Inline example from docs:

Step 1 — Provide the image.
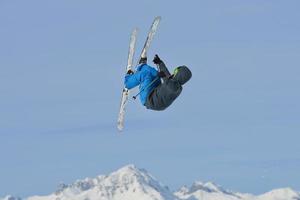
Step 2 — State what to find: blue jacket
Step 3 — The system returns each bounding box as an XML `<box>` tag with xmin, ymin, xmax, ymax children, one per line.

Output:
<box><xmin>125</xmin><ymin>64</ymin><xmax>161</xmax><ymax>105</ymax></box>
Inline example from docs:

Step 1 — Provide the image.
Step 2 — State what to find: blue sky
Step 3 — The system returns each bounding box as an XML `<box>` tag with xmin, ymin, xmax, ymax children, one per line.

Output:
<box><xmin>0</xmin><ymin>0</ymin><xmax>300</xmax><ymax>197</ymax></box>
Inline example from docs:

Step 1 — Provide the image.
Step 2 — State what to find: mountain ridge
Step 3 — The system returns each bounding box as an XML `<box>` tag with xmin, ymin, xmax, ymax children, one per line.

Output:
<box><xmin>2</xmin><ymin>165</ymin><xmax>299</xmax><ymax>200</ymax></box>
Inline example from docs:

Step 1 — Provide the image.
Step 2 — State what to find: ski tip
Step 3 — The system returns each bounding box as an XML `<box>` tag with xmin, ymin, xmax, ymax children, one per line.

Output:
<box><xmin>117</xmin><ymin>123</ymin><xmax>124</xmax><ymax>132</ymax></box>
<box><xmin>153</xmin><ymin>16</ymin><xmax>162</xmax><ymax>26</ymax></box>
<box><xmin>133</xmin><ymin>27</ymin><xmax>138</xmax><ymax>33</ymax></box>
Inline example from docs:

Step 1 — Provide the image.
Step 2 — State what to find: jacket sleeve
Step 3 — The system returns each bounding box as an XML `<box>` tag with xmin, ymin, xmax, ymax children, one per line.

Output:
<box><xmin>157</xmin><ymin>61</ymin><xmax>171</xmax><ymax>77</ymax></box>
<box><xmin>124</xmin><ymin>72</ymin><xmax>141</xmax><ymax>89</ymax></box>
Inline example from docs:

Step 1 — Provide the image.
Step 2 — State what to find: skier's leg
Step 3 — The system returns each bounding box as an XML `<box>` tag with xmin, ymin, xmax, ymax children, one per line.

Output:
<box><xmin>145</xmin><ymin>86</ymin><xmax>166</xmax><ymax>111</ymax></box>
<box><xmin>145</xmin><ymin>80</ymin><xmax>182</xmax><ymax>111</ymax></box>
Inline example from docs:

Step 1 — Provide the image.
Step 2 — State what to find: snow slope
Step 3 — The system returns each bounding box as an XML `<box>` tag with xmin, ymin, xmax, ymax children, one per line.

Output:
<box><xmin>2</xmin><ymin>165</ymin><xmax>300</xmax><ymax>200</ymax></box>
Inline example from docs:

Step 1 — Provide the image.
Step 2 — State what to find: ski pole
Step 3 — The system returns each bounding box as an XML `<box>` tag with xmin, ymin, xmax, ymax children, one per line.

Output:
<box><xmin>133</xmin><ymin>76</ymin><xmax>160</xmax><ymax>100</ymax></box>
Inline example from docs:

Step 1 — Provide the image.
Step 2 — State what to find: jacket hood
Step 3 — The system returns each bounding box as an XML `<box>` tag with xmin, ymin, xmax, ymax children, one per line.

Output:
<box><xmin>173</xmin><ymin>66</ymin><xmax>192</xmax><ymax>85</ymax></box>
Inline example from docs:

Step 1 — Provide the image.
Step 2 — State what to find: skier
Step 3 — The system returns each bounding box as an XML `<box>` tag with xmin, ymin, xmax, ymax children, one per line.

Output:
<box><xmin>124</xmin><ymin>55</ymin><xmax>192</xmax><ymax>111</ymax></box>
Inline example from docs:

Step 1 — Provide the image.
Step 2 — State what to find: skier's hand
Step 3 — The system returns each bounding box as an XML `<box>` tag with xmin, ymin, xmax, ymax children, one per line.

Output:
<box><xmin>153</xmin><ymin>54</ymin><xmax>162</xmax><ymax>64</ymax></box>
<box><xmin>127</xmin><ymin>69</ymin><xmax>134</xmax><ymax>75</ymax></box>
<box><xmin>157</xmin><ymin>71</ymin><xmax>166</xmax><ymax>78</ymax></box>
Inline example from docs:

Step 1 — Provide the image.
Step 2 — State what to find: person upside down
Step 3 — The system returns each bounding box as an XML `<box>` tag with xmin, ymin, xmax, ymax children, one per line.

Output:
<box><xmin>124</xmin><ymin>54</ymin><xmax>192</xmax><ymax>111</ymax></box>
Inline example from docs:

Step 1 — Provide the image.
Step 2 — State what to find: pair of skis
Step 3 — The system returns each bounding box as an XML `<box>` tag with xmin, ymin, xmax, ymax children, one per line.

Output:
<box><xmin>117</xmin><ymin>16</ymin><xmax>161</xmax><ymax>131</ymax></box>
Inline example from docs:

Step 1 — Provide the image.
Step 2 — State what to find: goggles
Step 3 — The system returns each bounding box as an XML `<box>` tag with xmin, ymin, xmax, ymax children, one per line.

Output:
<box><xmin>173</xmin><ymin>67</ymin><xmax>181</xmax><ymax>76</ymax></box>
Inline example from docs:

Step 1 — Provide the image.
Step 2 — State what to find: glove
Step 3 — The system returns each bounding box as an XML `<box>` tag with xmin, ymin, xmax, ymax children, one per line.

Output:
<box><xmin>127</xmin><ymin>69</ymin><xmax>134</xmax><ymax>75</ymax></box>
<box><xmin>153</xmin><ymin>54</ymin><xmax>162</xmax><ymax>64</ymax></box>
<box><xmin>157</xmin><ymin>71</ymin><xmax>166</xmax><ymax>78</ymax></box>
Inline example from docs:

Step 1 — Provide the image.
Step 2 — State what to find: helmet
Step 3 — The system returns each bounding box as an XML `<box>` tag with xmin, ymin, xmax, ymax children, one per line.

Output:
<box><xmin>173</xmin><ymin>66</ymin><xmax>192</xmax><ymax>85</ymax></box>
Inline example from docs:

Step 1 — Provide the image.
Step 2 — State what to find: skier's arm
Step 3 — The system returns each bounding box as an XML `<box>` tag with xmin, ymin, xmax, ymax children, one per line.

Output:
<box><xmin>157</xmin><ymin>61</ymin><xmax>171</xmax><ymax>78</ymax></box>
<box><xmin>124</xmin><ymin>72</ymin><xmax>141</xmax><ymax>89</ymax></box>
<box><xmin>153</xmin><ymin>55</ymin><xmax>171</xmax><ymax>77</ymax></box>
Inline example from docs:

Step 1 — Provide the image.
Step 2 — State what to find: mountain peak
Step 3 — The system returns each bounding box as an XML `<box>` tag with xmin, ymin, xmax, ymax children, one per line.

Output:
<box><xmin>33</xmin><ymin>165</ymin><xmax>176</xmax><ymax>200</ymax></box>
<box><xmin>114</xmin><ymin>164</ymin><xmax>144</xmax><ymax>176</ymax></box>
<box><xmin>190</xmin><ymin>181</ymin><xmax>224</xmax><ymax>193</ymax></box>
<box><xmin>175</xmin><ymin>180</ymin><xmax>242</xmax><ymax>200</ymax></box>
<box><xmin>53</xmin><ymin>164</ymin><xmax>148</xmax><ymax>195</ymax></box>
<box><xmin>108</xmin><ymin>164</ymin><xmax>155</xmax><ymax>186</ymax></box>
<box><xmin>119</xmin><ymin>164</ymin><xmax>138</xmax><ymax>170</ymax></box>
<box><xmin>1</xmin><ymin>196</ymin><xmax>22</xmax><ymax>200</ymax></box>
<box><xmin>259</xmin><ymin>187</ymin><xmax>300</xmax><ymax>200</ymax></box>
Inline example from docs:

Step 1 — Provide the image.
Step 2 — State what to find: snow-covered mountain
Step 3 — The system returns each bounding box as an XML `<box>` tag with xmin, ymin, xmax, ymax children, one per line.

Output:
<box><xmin>27</xmin><ymin>165</ymin><xmax>177</xmax><ymax>200</ymax></box>
<box><xmin>0</xmin><ymin>196</ymin><xmax>22</xmax><ymax>200</ymax></box>
<box><xmin>175</xmin><ymin>181</ymin><xmax>251</xmax><ymax>200</ymax></box>
<box><xmin>256</xmin><ymin>188</ymin><xmax>300</xmax><ymax>200</ymax></box>
<box><xmin>174</xmin><ymin>181</ymin><xmax>300</xmax><ymax>200</ymax></box>
<box><xmin>2</xmin><ymin>165</ymin><xmax>300</xmax><ymax>200</ymax></box>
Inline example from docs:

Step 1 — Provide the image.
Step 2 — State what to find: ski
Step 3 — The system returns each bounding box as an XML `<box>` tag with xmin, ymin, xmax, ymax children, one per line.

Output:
<box><xmin>117</xmin><ymin>16</ymin><xmax>161</xmax><ymax>131</ymax></box>
<box><xmin>117</xmin><ymin>28</ymin><xmax>138</xmax><ymax>131</ymax></box>
<box><xmin>136</xmin><ymin>16</ymin><xmax>161</xmax><ymax>66</ymax></box>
